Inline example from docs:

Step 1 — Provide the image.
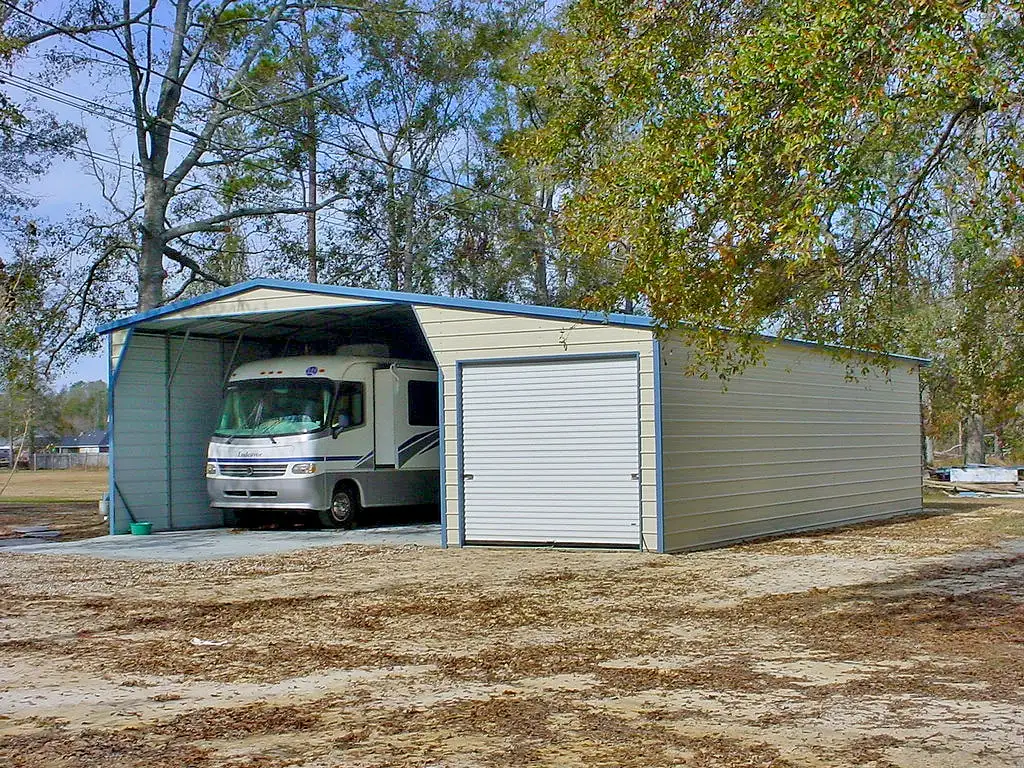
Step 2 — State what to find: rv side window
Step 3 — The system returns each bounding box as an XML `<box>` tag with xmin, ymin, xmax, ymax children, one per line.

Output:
<box><xmin>334</xmin><ymin>382</ymin><xmax>365</xmax><ymax>429</ymax></box>
<box><xmin>407</xmin><ymin>380</ymin><xmax>438</xmax><ymax>426</ymax></box>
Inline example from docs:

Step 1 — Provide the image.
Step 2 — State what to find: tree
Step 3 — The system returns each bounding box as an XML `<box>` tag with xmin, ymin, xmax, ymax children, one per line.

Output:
<box><xmin>0</xmin><ymin>223</ymin><xmax>103</xmax><ymax>463</ymax></box>
<box><xmin>54</xmin><ymin>380</ymin><xmax>108</xmax><ymax>434</ymax></box>
<box><xmin>901</xmin><ymin>166</ymin><xmax>1024</xmax><ymax>464</ymax></box>
<box><xmin>3</xmin><ymin>0</ymin><xmax>350</xmax><ymax>311</ymax></box>
<box><xmin>517</xmin><ymin>0</ymin><xmax>1024</xmax><ymax>371</ymax></box>
<box><xmin>324</xmin><ymin>0</ymin><xmax>514</xmax><ymax>292</ymax></box>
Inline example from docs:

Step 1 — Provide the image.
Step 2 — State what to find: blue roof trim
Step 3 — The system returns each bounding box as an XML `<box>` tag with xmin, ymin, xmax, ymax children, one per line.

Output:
<box><xmin>96</xmin><ymin>278</ymin><xmax>651</xmax><ymax>334</ymax></box>
<box><xmin>96</xmin><ymin>278</ymin><xmax>929</xmax><ymax>365</ymax></box>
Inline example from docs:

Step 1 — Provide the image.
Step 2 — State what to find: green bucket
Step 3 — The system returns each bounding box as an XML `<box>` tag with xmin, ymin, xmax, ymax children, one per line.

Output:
<box><xmin>129</xmin><ymin>521</ymin><xmax>153</xmax><ymax>536</ymax></box>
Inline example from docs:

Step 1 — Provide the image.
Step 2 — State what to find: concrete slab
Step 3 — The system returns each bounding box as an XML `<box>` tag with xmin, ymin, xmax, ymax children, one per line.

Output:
<box><xmin>1</xmin><ymin>524</ymin><xmax>441</xmax><ymax>561</ymax></box>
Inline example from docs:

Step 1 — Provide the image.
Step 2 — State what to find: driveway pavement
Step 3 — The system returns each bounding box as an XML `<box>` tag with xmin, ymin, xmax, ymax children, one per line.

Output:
<box><xmin>0</xmin><ymin>524</ymin><xmax>440</xmax><ymax>561</ymax></box>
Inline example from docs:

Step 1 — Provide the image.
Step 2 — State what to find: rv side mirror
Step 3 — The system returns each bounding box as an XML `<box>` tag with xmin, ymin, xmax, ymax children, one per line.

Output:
<box><xmin>331</xmin><ymin>424</ymin><xmax>343</xmax><ymax>438</ymax></box>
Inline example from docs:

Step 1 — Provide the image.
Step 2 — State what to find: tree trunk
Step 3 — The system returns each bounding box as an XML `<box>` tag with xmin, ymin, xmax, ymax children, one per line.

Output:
<box><xmin>964</xmin><ymin>410</ymin><xmax>985</xmax><ymax>465</ymax></box>
<box><xmin>533</xmin><ymin>250</ymin><xmax>548</xmax><ymax>304</ymax></box>
<box><xmin>299</xmin><ymin>3</ymin><xmax>318</xmax><ymax>284</ymax></box>
<box><xmin>384</xmin><ymin>166</ymin><xmax>400</xmax><ymax>291</ymax></box>
<box><xmin>305</xmin><ymin>144</ymin><xmax>318</xmax><ymax>283</ymax></box>
<box><xmin>533</xmin><ymin>187</ymin><xmax>554</xmax><ymax>304</ymax></box>
<box><xmin>138</xmin><ymin>178</ymin><xmax>169</xmax><ymax>311</ymax></box>
<box><xmin>921</xmin><ymin>384</ymin><xmax>933</xmax><ymax>467</ymax></box>
<box><xmin>399</xmin><ymin>187</ymin><xmax>417</xmax><ymax>291</ymax></box>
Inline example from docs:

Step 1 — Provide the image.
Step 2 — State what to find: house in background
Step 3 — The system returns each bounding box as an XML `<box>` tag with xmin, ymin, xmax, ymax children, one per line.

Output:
<box><xmin>57</xmin><ymin>429</ymin><xmax>110</xmax><ymax>455</ymax></box>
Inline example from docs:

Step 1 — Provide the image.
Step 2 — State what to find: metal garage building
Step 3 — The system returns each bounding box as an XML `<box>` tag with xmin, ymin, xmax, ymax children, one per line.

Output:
<box><xmin>99</xmin><ymin>279</ymin><xmax>925</xmax><ymax>552</ymax></box>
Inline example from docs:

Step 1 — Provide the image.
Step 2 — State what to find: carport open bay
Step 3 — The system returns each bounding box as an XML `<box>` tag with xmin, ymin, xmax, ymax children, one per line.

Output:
<box><xmin>1</xmin><ymin>498</ymin><xmax>1023</xmax><ymax>768</ymax></box>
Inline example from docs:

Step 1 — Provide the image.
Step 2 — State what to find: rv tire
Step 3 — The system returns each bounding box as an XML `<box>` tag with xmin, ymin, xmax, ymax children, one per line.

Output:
<box><xmin>320</xmin><ymin>485</ymin><xmax>359</xmax><ymax>529</ymax></box>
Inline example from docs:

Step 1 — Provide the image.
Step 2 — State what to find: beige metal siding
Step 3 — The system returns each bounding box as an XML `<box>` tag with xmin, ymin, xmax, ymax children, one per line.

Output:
<box><xmin>413</xmin><ymin>306</ymin><xmax>658</xmax><ymax>550</ymax></box>
<box><xmin>659</xmin><ymin>336</ymin><xmax>922</xmax><ymax>552</ymax></box>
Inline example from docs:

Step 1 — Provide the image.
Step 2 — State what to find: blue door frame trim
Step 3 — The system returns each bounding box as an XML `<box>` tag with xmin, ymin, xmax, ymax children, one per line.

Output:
<box><xmin>652</xmin><ymin>338</ymin><xmax>665</xmax><ymax>553</ymax></box>
<box><xmin>455</xmin><ymin>352</ymin><xmax>643</xmax><ymax>548</ymax></box>
<box><xmin>437</xmin><ymin>368</ymin><xmax>448</xmax><ymax>549</ymax></box>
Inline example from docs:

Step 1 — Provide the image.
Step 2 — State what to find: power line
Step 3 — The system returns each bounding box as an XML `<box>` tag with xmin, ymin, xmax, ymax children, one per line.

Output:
<box><xmin>4</xmin><ymin>94</ymin><xmax>476</xmax><ymax>263</ymax></box>
<box><xmin>5</xmin><ymin>123</ymin><xmax>142</xmax><ymax>178</ymax></box>
<box><xmin>3</xmin><ymin>69</ymin><xmax>515</xmax><ymax>233</ymax></box>
<box><xmin>0</xmin><ymin>72</ymin><xmax>362</xmax><ymax>232</ymax></box>
<box><xmin>2</xmin><ymin>121</ymin><xmax>365</xmax><ymax>253</ymax></box>
<box><xmin>1</xmin><ymin>0</ymin><xmax>552</xmax><ymax>217</ymax></box>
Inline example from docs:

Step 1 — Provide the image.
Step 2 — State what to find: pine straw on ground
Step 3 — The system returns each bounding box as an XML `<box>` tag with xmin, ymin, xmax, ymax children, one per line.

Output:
<box><xmin>1</xmin><ymin>501</ymin><xmax>1023</xmax><ymax>766</ymax></box>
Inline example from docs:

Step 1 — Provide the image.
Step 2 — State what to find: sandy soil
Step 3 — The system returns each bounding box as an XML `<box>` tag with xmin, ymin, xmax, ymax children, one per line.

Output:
<box><xmin>1</xmin><ymin>500</ymin><xmax>1022</xmax><ymax>767</ymax></box>
<box><xmin>0</xmin><ymin>503</ymin><xmax>107</xmax><ymax>542</ymax></box>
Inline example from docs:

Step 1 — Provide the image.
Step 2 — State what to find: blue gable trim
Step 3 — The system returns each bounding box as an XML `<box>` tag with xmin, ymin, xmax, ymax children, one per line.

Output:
<box><xmin>96</xmin><ymin>278</ymin><xmax>929</xmax><ymax>365</ymax></box>
<box><xmin>96</xmin><ymin>279</ymin><xmax>652</xmax><ymax>335</ymax></box>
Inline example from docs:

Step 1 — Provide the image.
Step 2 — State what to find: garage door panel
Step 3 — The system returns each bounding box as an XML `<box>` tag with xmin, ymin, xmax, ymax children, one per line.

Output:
<box><xmin>460</xmin><ymin>357</ymin><xmax>641</xmax><ymax>547</ymax></box>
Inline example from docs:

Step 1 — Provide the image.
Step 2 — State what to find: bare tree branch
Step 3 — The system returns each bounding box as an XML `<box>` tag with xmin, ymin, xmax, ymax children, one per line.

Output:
<box><xmin>164</xmin><ymin>192</ymin><xmax>347</xmax><ymax>240</ymax></box>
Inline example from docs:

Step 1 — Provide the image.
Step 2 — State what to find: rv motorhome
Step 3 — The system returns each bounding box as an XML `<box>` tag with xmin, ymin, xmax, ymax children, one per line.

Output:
<box><xmin>206</xmin><ymin>350</ymin><xmax>439</xmax><ymax>527</ymax></box>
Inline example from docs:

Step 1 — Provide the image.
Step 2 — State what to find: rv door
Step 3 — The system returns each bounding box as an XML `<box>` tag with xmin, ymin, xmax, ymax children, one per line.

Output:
<box><xmin>373</xmin><ymin>367</ymin><xmax>397</xmax><ymax>466</ymax></box>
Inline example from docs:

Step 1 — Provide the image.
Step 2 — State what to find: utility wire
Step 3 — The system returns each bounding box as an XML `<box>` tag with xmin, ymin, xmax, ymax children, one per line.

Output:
<box><xmin>5</xmin><ymin>96</ymin><xmax>473</xmax><ymax>264</ymax></box>
<box><xmin>1</xmin><ymin>0</ymin><xmax>552</xmax><ymax>216</ymax></box>
<box><xmin>4</xmin><ymin>69</ymin><xmax>509</xmax><ymax>231</ymax></box>
<box><xmin>0</xmin><ymin>72</ymin><xmax>361</xmax><ymax>232</ymax></box>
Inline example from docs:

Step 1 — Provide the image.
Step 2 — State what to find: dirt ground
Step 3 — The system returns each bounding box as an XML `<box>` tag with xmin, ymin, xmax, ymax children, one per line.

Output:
<box><xmin>1</xmin><ymin>498</ymin><xmax>1022</xmax><ymax>767</ymax></box>
<box><xmin>0</xmin><ymin>470</ymin><xmax>108</xmax><ymax>542</ymax></box>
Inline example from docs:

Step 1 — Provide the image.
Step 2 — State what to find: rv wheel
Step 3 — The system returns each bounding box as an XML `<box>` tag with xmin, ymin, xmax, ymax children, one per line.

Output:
<box><xmin>320</xmin><ymin>486</ymin><xmax>359</xmax><ymax>529</ymax></box>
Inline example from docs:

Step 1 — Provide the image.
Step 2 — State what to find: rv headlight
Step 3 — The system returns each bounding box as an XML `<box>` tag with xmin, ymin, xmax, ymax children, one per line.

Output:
<box><xmin>206</xmin><ymin>462</ymin><xmax>217</xmax><ymax>476</ymax></box>
<box><xmin>291</xmin><ymin>462</ymin><xmax>317</xmax><ymax>475</ymax></box>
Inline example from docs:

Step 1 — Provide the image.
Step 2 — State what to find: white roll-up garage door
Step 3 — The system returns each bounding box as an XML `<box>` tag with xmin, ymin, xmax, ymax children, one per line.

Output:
<box><xmin>460</xmin><ymin>356</ymin><xmax>641</xmax><ymax>547</ymax></box>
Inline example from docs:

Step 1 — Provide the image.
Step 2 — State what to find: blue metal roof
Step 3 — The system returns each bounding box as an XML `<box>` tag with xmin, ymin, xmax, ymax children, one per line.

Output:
<box><xmin>96</xmin><ymin>278</ymin><xmax>928</xmax><ymax>365</ymax></box>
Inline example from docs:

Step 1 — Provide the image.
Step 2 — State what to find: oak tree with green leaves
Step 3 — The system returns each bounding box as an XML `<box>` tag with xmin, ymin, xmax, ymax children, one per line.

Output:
<box><xmin>517</xmin><ymin>0</ymin><xmax>1024</xmax><ymax>460</ymax></box>
<box><xmin>518</xmin><ymin>0</ymin><xmax>1023</xmax><ymax>355</ymax></box>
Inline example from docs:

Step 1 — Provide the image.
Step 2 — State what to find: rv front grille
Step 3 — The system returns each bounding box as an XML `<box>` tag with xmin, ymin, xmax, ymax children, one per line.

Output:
<box><xmin>219</xmin><ymin>464</ymin><xmax>288</xmax><ymax>478</ymax></box>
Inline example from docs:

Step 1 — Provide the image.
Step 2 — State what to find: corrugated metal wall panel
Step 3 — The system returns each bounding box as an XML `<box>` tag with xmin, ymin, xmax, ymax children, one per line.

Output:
<box><xmin>659</xmin><ymin>336</ymin><xmax>922</xmax><ymax>552</ymax></box>
<box><xmin>461</xmin><ymin>358</ymin><xmax>641</xmax><ymax>546</ymax></box>
<box><xmin>168</xmin><ymin>337</ymin><xmax>225</xmax><ymax>529</ymax></box>
<box><xmin>111</xmin><ymin>333</ymin><xmax>246</xmax><ymax>532</ymax></box>
<box><xmin>110</xmin><ymin>333</ymin><xmax>168</xmax><ymax>533</ymax></box>
<box><xmin>414</xmin><ymin>305</ymin><xmax>658</xmax><ymax>550</ymax></box>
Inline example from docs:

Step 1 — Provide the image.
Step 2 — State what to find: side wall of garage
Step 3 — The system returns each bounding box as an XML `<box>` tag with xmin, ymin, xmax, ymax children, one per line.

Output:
<box><xmin>167</xmin><ymin>335</ymin><xmax>229</xmax><ymax>529</ymax></box>
<box><xmin>658</xmin><ymin>336</ymin><xmax>923</xmax><ymax>552</ymax></box>
<box><xmin>413</xmin><ymin>306</ymin><xmax>658</xmax><ymax>550</ymax></box>
<box><xmin>109</xmin><ymin>332</ymin><xmax>169</xmax><ymax>533</ymax></box>
<box><xmin>110</xmin><ymin>332</ymin><xmax>272</xmax><ymax>533</ymax></box>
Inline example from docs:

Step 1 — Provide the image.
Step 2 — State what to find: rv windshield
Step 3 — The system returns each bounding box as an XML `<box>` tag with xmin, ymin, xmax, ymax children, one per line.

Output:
<box><xmin>216</xmin><ymin>379</ymin><xmax>334</xmax><ymax>437</ymax></box>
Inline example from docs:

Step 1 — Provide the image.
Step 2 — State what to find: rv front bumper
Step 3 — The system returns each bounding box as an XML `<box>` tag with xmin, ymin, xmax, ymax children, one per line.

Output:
<box><xmin>207</xmin><ymin>474</ymin><xmax>329</xmax><ymax>511</ymax></box>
